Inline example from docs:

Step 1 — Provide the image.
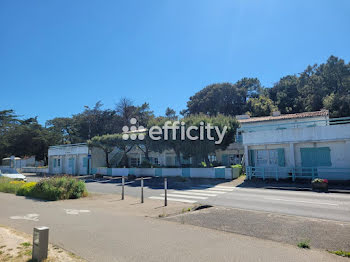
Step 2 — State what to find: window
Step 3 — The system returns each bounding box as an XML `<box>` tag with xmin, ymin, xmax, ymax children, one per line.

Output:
<box><xmin>255</xmin><ymin>149</ymin><xmax>280</xmax><ymax>166</ymax></box>
<box><xmin>57</xmin><ymin>159</ymin><xmax>61</xmax><ymax>167</ymax></box>
<box><xmin>256</xmin><ymin>150</ymin><xmax>268</xmax><ymax>166</ymax></box>
<box><xmin>130</xmin><ymin>158</ymin><xmax>140</xmax><ymax>167</ymax></box>
<box><xmin>269</xmin><ymin>150</ymin><xmax>278</xmax><ymax>165</ymax></box>
<box><xmin>153</xmin><ymin>158</ymin><xmax>159</xmax><ymax>165</ymax></box>
<box><xmin>208</xmin><ymin>155</ymin><xmax>217</xmax><ymax>163</ymax></box>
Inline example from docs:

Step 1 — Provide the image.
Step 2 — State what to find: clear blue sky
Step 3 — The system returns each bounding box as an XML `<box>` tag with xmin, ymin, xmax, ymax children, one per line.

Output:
<box><xmin>1</xmin><ymin>0</ymin><xmax>349</xmax><ymax>124</ymax></box>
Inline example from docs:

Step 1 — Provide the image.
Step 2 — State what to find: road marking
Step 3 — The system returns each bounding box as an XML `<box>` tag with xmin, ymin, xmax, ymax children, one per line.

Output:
<box><xmin>206</xmin><ymin>188</ymin><xmax>233</xmax><ymax>192</ymax></box>
<box><xmin>263</xmin><ymin>197</ymin><xmax>339</xmax><ymax>206</ymax></box>
<box><xmin>194</xmin><ymin>187</ymin><xmax>233</xmax><ymax>192</ymax></box>
<box><xmin>161</xmin><ymin>194</ymin><xmax>207</xmax><ymax>200</ymax></box>
<box><xmin>64</xmin><ymin>209</ymin><xmax>91</xmax><ymax>215</ymax></box>
<box><xmin>10</xmin><ymin>213</ymin><xmax>39</xmax><ymax>221</ymax></box>
<box><xmin>170</xmin><ymin>191</ymin><xmax>217</xmax><ymax>197</ymax></box>
<box><xmin>188</xmin><ymin>189</ymin><xmax>226</xmax><ymax>194</ymax></box>
<box><xmin>200</xmin><ymin>185</ymin><xmax>233</xmax><ymax>189</ymax></box>
<box><xmin>149</xmin><ymin>196</ymin><xmax>197</xmax><ymax>203</ymax></box>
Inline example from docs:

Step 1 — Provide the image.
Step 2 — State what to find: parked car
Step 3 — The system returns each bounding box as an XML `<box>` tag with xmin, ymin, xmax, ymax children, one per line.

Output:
<box><xmin>0</xmin><ymin>168</ymin><xmax>27</xmax><ymax>181</ymax></box>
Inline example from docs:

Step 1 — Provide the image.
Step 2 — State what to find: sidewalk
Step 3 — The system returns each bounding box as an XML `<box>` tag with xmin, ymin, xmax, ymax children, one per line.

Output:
<box><xmin>0</xmin><ymin>192</ymin><xmax>348</xmax><ymax>262</ymax></box>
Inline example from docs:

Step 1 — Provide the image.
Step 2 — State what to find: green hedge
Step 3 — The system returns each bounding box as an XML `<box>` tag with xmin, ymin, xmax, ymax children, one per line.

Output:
<box><xmin>0</xmin><ymin>176</ymin><xmax>87</xmax><ymax>201</ymax></box>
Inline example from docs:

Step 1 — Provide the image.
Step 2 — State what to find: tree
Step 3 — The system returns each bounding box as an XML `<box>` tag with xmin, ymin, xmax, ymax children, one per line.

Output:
<box><xmin>183</xmin><ymin>78</ymin><xmax>261</xmax><ymax>117</ymax></box>
<box><xmin>88</xmin><ymin>135</ymin><xmax>116</xmax><ymax>168</ymax></box>
<box><xmin>4</xmin><ymin>117</ymin><xmax>57</xmax><ymax>163</ymax></box>
<box><xmin>165</xmin><ymin>107</ymin><xmax>177</xmax><ymax>120</ymax></box>
<box><xmin>146</xmin><ymin>115</ymin><xmax>238</xmax><ymax>167</ymax></box>
<box><xmin>45</xmin><ymin>117</ymin><xmax>75</xmax><ymax>144</ymax></box>
<box><xmin>246</xmin><ymin>96</ymin><xmax>278</xmax><ymax>117</ymax></box>
<box><xmin>72</xmin><ymin>101</ymin><xmax>123</xmax><ymax>142</ymax></box>
<box><xmin>268</xmin><ymin>75</ymin><xmax>301</xmax><ymax>114</ymax></box>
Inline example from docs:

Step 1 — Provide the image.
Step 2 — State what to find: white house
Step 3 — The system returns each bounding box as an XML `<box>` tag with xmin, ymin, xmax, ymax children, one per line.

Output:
<box><xmin>48</xmin><ymin>143</ymin><xmax>115</xmax><ymax>175</ymax></box>
<box><xmin>240</xmin><ymin>110</ymin><xmax>350</xmax><ymax>181</ymax></box>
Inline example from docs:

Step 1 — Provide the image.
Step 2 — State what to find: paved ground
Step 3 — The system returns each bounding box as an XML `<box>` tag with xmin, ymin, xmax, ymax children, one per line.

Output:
<box><xmin>25</xmin><ymin>174</ymin><xmax>350</xmax><ymax>222</ymax></box>
<box><xmin>166</xmin><ymin>206</ymin><xmax>350</xmax><ymax>251</ymax></box>
<box><xmin>0</xmin><ymin>192</ymin><xmax>347</xmax><ymax>262</ymax></box>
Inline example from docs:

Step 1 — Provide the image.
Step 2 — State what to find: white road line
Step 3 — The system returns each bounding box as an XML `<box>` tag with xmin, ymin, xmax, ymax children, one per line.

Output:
<box><xmin>263</xmin><ymin>197</ymin><xmax>339</xmax><ymax>206</ymax></box>
<box><xmin>170</xmin><ymin>191</ymin><xmax>217</xmax><ymax>197</ymax></box>
<box><xmin>188</xmin><ymin>189</ymin><xmax>226</xmax><ymax>194</ymax></box>
<box><xmin>149</xmin><ymin>196</ymin><xmax>197</xmax><ymax>203</ymax></box>
<box><xmin>161</xmin><ymin>194</ymin><xmax>207</xmax><ymax>200</ymax></box>
<box><xmin>201</xmin><ymin>185</ymin><xmax>233</xmax><ymax>189</ymax></box>
<box><xmin>205</xmin><ymin>188</ymin><xmax>233</xmax><ymax>192</ymax></box>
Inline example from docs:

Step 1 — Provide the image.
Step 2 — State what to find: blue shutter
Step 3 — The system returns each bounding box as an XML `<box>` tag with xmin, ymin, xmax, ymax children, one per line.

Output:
<box><xmin>301</xmin><ymin>147</ymin><xmax>331</xmax><ymax>167</ymax></box>
<box><xmin>222</xmin><ymin>154</ymin><xmax>228</xmax><ymax>166</ymax></box>
<box><xmin>83</xmin><ymin>157</ymin><xmax>88</xmax><ymax>168</ymax></box>
<box><xmin>53</xmin><ymin>159</ymin><xmax>57</xmax><ymax>168</ymax></box>
<box><xmin>277</xmin><ymin>148</ymin><xmax>285</xmax><ymax>167</ymax></box>
<box><xmin>300</xmin><ymin>148</ymin><xmax>314</xmax><ymax>167</ymax></box>
<box><xmin>316</xmin><ymin>147</ymin><xmax>331</xmax><ymax>166</ymax></box>
<box><xmin>248</xmin><ymin>150</ymin><xmax>255</xmax><ymax>167</ymax></box>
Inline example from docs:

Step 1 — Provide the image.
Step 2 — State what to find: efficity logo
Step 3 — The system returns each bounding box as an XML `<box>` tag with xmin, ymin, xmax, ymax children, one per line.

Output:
<box><xmin>122</xmin><ymin>118</ymin><xmax>145</xmax><ymax>141</ymax></box>
<box><xmin>123</xmin><ymin>118</ymin><xmax>227</xmax><ymax>145</ymax></box>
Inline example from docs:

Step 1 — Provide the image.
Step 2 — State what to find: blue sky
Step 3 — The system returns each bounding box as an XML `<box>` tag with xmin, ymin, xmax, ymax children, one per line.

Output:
<box><xmin>1</xmin><ymin>0</ymin><xmax>349</xmax><ymax>123</ymax></box>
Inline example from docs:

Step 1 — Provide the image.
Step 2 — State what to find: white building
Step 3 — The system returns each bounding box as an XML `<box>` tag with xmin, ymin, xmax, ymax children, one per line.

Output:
<box><xmin>240</xmin><ymin>110</ymin><xmax>350</xmax><ymax>181</ymax></box>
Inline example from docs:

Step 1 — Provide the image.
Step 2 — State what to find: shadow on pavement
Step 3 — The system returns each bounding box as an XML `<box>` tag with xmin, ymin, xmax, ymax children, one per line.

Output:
<box><xmin>237</xmin><ymin>178</ymin><xmax>350</xmax><ymax>193</ymax></box>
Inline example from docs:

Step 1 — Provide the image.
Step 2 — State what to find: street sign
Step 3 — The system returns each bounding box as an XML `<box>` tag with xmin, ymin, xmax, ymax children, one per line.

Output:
<box><xmin>88</xmin><ymin>154</ymin><xmax>91</xmax><ymax>159</ymax></box>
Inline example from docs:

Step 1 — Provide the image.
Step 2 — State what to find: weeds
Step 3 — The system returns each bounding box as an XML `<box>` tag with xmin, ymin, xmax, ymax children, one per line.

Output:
<box><xmin>328</xmin><ymin>250</ymin><xmax>350</xmax><ymax>258</ymax></box>
<box><xmin>297</xmin><ymin>240</ymin><xmax>310</xmax><ymax>249</ymax></box>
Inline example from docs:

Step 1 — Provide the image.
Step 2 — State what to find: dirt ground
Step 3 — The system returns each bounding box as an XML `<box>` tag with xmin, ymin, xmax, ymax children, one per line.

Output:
<box><xmin>0</xmin><ymin>226</ymin><xmax>85</xmax><ymax>262</ymax></box>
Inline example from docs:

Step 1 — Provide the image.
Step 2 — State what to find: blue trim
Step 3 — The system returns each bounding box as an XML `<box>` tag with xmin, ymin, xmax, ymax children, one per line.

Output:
<box><xmin>155</xmin><ymin>168</ymin><xmax>162</xmax><ymax>177</ymax></box>
<box><xmin>182</xmin><ymin>168</ymin><xmax>190</xmax><ymax>177</ymax></box>
<box><xmin>215</xmin><ymin>168</ymin><xmax>225</xmax><ymax>178</ymax></box>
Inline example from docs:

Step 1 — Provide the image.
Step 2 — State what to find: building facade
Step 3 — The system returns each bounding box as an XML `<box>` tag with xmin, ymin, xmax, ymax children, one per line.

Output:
<box><xmin>240</xmin><ymin>110</ymin><xmax>350</xmax><ymax>181</ymax></box>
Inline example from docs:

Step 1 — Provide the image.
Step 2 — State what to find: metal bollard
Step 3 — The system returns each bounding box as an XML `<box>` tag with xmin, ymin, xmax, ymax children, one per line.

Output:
<box><xmin>121</xmin><ymin>176</ymin><xmax>125</xmax><ymax>200</ymax></box>
<box><xmin>141</xmin><ymin>177</ymin><xmax>144</xmax><ymax>203</ymax></box>
<box><xmin>164</xmin><ymin>177</ymin><xmax>167</xmax><ymax>206</ymax></box>
<box><xmin>32</xmin><ymin>226</ymin><xmax>49</xmax><ymax>262</ymax></box>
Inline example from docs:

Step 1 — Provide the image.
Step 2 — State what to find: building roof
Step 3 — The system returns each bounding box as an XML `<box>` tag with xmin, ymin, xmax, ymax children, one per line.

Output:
<box><xmin>238</xmin><ymin>110</ymin><xmax>329</xmax><ymax>124</ymax></box>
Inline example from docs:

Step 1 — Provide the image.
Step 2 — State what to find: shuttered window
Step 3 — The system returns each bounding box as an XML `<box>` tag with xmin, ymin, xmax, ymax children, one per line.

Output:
<box><xmin>300</xmin><ymin>147</ymin><xmax>331</xmax><ymax>167</ymax></box>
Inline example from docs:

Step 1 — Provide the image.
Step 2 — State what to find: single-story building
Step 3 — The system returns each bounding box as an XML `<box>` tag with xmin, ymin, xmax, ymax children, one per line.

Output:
<box><xmin>240</xmin><ymin>110</ymin><xmax>350</xmax><ymax>180</ymax></box>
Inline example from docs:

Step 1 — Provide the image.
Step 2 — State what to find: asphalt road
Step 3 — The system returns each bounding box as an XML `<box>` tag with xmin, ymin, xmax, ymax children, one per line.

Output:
<box><xmin>0</xmin><ymin>193</ymin><xmax>347</xmax><ymax>262</ymax></box>
<box><xmin>26</xmin><ymin>175</ymin><xmax>350</xmax><ymax>222</ymax></box>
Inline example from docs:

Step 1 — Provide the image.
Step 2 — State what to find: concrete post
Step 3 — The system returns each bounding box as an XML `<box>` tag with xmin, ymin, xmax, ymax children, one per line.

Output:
<box><xmin>141</xmin><ymin>177</ymin><xmax>144</xmax><ymax>203</ymax></box>
<box><xmin>289</xmin><ymin>143</ymin><xmax>295</xmax><ymax>168</ymax></box>
<box><xmin>164</xmin><ymin>177</ymin><xmax>167</xmax><ymax>206</ymax></box>
<box><xmin>121</xmin><ymin>176</ymin><xmax>125</xmax><ymax>200</ymax></box>
<box><xmin>32</xmin><ymin>227</ymin><xmax>49</xmax><ymax>262</ymax></box>
<box><xmin>244</xmin><ymin>146</ymin><xmax>249</xmax><ymax>167</ymax></box>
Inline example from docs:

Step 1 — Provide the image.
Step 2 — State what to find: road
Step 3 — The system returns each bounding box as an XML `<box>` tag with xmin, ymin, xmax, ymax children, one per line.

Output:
<box><xmin>0</xmin><ymin>193</ymin><xmax>346</xmax><ymax>262</ymax></box>
<box><xmin>27</xmin><ymin>175</ymin><xmax>350</xmax><ymax>222</ymax></box>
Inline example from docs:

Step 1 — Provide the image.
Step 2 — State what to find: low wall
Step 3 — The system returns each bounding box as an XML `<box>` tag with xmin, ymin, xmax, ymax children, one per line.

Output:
<box><xmin>19</xmin><ymin>167</ymin><xmax>49</xmax><ymax>174</ymax></box>
<box><xmin>91</xmin><ymin>167</ymin><xmax>235</xmax><ymax>180</ymax></box>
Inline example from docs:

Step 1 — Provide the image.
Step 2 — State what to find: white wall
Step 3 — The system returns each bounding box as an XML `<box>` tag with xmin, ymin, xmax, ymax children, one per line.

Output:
<box><xmin>243</xmin><ymin>124</ymin><xmax>350</xmax><ymax>145</ymax></box>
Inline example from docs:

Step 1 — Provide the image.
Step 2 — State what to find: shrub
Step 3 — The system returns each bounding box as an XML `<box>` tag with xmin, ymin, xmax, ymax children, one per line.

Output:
<box><xmin>29</xmin><ymin>176</ymin><xmax>87</xmax><ymax>201</ymax></box>
<box><xmin>0</xmin><ymin>177</ymin><xmax>24</xmax><ymax>194</ymax></box>
<box><xmin>297</xmin><ymin>240</ymin><xmax>310</xmax><ymax>249</ymax></box>
<box><xmin>231</xmin><ymin>164</ymin><xmax>243</xmax><ymax>176</ymax></box>
<box><xmin>140</xmin><ymin>159</ymin><xmax>153</xmax><ymax>168</ymax></box>
<box><xmin>16</xmin><ymin>182</ymin><xmax>37</xmax><ymax>196</ymax></box>
<box><xmin>0</xmin><ymin>176</ymin><xmax>87</xmax><ymax>201</ymax></box>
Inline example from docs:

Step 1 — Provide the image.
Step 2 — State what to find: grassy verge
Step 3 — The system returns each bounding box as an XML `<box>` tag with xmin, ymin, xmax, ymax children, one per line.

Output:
<box><xmin>0</xmin><ymin>176</ymin><xmax>88</xmax><ymax>201</ymax></box>
<box><xmin>328</xmin><ymin>250</ymin><xmax>350</xmax><ymax>258</ymax></box>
